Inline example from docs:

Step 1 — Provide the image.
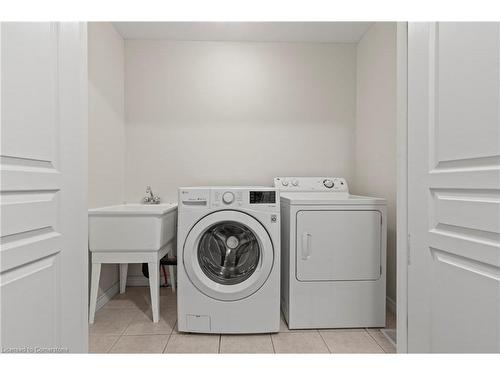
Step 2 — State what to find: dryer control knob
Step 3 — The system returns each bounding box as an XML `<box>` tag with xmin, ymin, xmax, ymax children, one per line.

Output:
<box><xmin>323</xmin><ymin>179</ymin><xmax>334</xmax><ymax>189</ymax></box>
<box><xmin>222</xmin><ymin>191</ymin><xmax>235</xmax><ymax>204</ymax></box>
<box><xmin>292</xmin><ymin>179</ymin><xmax>299</xmax><ymax>186</ymax></box>
<box><xmin>281</xmin><ymin>180</ymin><xmax>289</xmax><ymax>186</ymax></box>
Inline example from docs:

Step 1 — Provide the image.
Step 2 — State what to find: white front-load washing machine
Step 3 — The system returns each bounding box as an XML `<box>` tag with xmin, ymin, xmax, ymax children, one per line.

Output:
<box><xmin>276</xmin><ymin>177</ymin><xmax>387</xmax><ymax>329</ymax></box>
<box><xmin>177</xmin><ymin>186</ymin><xmax>280</xmax><ymax>334</ymax></box>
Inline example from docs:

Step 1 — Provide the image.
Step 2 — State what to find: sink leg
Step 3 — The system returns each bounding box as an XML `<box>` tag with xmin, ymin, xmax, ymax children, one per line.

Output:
<box><xmin>89</xmin><ymin>262</ymin><xmax>101</xmax><ymax>324</ymax></box>
<box><xmin>119</xmin><ymin>263</ymin><xmax>128</xmax><ymax>294</ymax></box>
<box><xmin>148</xmin><ymin>261</ymin><xmax>160</xmax><ymax>323</ymax></box>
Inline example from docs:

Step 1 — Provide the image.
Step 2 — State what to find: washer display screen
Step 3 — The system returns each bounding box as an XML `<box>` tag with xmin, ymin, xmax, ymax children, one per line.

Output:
<box><xmin>249</xmin><ymin>191</ymin><xmax>276</xmax><ymax>204</ymax></box>
<box><xmin>197</xmin><ymin>221</ymin><xmax>260</xmax><ymax>285</ymax></box>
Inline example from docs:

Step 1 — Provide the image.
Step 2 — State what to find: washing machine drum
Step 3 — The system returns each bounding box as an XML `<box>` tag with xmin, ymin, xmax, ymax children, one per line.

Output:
<box><xmin>198</xmin><ymin>221</ymin><xmax>260</xmax><ymax>285</ymax></box>
<box><xmin>183</xmin><ymin>210</ymin><xmax>274</xmax><ymax>301</ymax></box>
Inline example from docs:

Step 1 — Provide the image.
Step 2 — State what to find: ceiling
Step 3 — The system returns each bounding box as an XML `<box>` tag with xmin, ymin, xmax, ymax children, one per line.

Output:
<box><xmin>112</xmin><ymin>22</ymin><xmax>372</xmax><ymax>43</ymax></box>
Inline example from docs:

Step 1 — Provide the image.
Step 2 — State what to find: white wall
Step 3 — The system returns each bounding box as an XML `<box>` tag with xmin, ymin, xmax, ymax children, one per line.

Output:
<box><xmin>88</xmin><ymin>22</ymin><xmax>125</xmax><ymax>297</ymax></box>
<box><xmin>88</xmin><ymin>29</ymin><xmax>397</xmax><ymax>302</ymax></box>
<box><xmin>124</xmin><ymin>41</ymin><xmax>357</xmax><ymax>203</ymax></box>
<box><xmin>354</xmin><ymin>23</ymin><xmax>397</xmax><ymax>305</ymax></box>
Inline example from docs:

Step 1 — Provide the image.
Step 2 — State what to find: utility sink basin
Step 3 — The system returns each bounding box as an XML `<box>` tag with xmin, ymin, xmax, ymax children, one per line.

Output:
<box><xmin>88</xmin><ymin>203</ymin><xmax>178</xmax><ymax>252</ymax></box>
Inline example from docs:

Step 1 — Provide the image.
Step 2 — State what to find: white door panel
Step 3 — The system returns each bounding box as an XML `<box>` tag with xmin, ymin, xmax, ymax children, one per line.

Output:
<box><xmin>435</xmin><ymin>23</ymin><xmax>499</xmax><ymax>161</ymax></box>
<box><xmin>1</xmin><ymin>255</ymin><xmax>60</xmax><ymax>348</ymax></box>
<box><xmin>431</xmin><ymin>252</ymin><xmax>500</xmax><ymax>352</ymax></box>
<box><xmin>408</xmin><ymin>22</ymin><xmax>500</xmax><ymax>353</ymax></box>
<box><xmin>296</xmin><ymin>210</ymin><xmax>381</xmax><ymax>281</ymax></box>
<box><xmin>0</xmin><ymin>22</ymin><xmax>87</xmax><ymax>352</ymax></box>
<box><xmin>1</xmin><ymin>23</ymin><xmax>58</xmax><ymax>161</ymax></box>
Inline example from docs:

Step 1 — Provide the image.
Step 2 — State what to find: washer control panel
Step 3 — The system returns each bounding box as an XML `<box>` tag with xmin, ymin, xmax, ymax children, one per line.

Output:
<box><xmin>213</xmin><ymin>189</ymin><xmax>244</xmax><ymax>207</ymax></box>
<box><xmin>274</xmin><ymin>177</ymin><xmax>349</xmax><ymax>192</ymax></box>
<box><xmin>211</xmin><ymin>188</ymin><xmax>278</xmax><ymax>211</ymax></box>
<box><xmin>249</xmin><ymin>190</ymin><xmax>276</xmax><ymax>204</ymax></box>
<box><xmin>222</xmin><ymin>191</ymin><xmax>235</xmax><ymax>204</ymax></box>
<box><xmin>180</xmin><ymin>187</ymin><xmax>279</xmax><ymax>213</ymax></box>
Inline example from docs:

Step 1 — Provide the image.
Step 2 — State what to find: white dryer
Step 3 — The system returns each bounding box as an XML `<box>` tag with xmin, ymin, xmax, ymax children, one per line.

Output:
<box><xmin>177</xmin><ymin>186</ymin><xmax>280</xmax><ymax>334</ymax></box>
<box><xmin>276</xmin><ymin>177</ymin><xmax>386</xmax><ymax>329</ymax></box>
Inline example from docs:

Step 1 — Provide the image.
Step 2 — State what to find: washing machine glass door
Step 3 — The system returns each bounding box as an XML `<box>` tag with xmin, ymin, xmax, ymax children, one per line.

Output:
<box><xmin>183</xmin><ymin>210</ymin><xmax>274</xmax><ymax>301</ymax></box>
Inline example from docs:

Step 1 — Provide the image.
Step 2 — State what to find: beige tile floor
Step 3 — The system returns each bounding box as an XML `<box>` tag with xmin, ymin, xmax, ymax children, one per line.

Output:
<box><xmin>89</xmin><ymin>286</ymin><xmax>396</xmax><ymax>354</ymax></box>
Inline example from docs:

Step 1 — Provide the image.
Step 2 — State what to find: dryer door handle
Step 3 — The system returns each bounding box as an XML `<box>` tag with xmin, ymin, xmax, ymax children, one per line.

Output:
<box><xmin>301</xmin><ymin>233</ymin><xmax>312</xmax><ymax>260</ymax></box>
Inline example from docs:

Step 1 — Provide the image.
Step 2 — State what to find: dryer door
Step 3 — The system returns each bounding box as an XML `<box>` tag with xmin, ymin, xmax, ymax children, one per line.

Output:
<box><xmin>183</xmin><ymin>210</ymin><xmax>274</xmax><ymax>301</ymax></box>
<box><xmin>296</xmin><ymin>210</ymin><xmax>382</xmax><ymax>281</ymax></box>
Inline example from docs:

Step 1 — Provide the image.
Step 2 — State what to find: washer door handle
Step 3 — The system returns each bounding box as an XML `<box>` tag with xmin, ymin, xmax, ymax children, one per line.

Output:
<box><xmin>301</xmin><ymin>233</ymin><xmax>312</xmax><ymax>260</ymax></box>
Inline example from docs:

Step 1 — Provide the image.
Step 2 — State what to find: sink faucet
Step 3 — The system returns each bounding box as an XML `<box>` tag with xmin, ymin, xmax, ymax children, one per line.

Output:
<box><xmin>143</xmin><ymin>186</ymin><xmax>161</xmax><ymax>204</ymax></box>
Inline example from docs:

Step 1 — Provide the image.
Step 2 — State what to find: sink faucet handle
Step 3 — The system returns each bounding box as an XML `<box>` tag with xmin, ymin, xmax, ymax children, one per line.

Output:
<box><xmin>143</xmin><ymin>186</ymin><xmax>160</xmax><ymax>204</ymax></box>
<box><xmin>146</xmin><ymin>186</ymin><xmax>154</xmax><ymax>198</ymax></box>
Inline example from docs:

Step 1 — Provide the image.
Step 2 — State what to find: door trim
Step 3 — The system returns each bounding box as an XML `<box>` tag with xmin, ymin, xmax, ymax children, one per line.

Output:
<box><xmin>57</xmin><ymin>22</ymin><xmax>88</xmax><ymax>352</ymax></box>
<box><xmin>396</xmin><ymin>21</ymin><xmax>409</xmax><ymax>353</ymax></box>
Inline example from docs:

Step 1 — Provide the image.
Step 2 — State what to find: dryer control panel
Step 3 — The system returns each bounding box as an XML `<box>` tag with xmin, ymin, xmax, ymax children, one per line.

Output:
<box><xmin>274</xmin><ymin>177</ymin><xmax>349</xmax><ymax>192</ymax></box>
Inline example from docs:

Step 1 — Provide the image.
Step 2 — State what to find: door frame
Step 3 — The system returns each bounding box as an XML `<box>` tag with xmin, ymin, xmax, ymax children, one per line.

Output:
<box><xmin>54</xmin><ymin>22</ymin><xmax>89</xmax><ymax>352</ymax></box>
<box><xmin>396</xmin><ymin>21</ymin><xmax>409</xmax><ymax>353</ymax></box>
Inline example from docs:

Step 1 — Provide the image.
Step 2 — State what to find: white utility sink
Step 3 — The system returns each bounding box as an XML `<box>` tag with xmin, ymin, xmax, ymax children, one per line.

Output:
<box><xmin>88</xmin><ymin>203</ymin><xmax>178</xmax><ymax>252</ymax></box>
<box><xmin>88</xmin><ymin>203</ymin><xmax>178</xmax><ymax>324</ymax></box>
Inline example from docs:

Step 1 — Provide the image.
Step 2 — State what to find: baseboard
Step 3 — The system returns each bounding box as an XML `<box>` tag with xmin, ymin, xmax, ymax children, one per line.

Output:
<box><xmin>96</xmin><ymin>282</ymin><xmax>120</xmax><ymax>311</ymax></box>
<box><xmin>386</xmin><ymin>296</ymin><xmax>396</xmax><ymax>314</ymax></box>
<box><xmin>127</xmin><ymin>272</ymin><xmax>171</xmax><ymax>287</ymax></box>
<box><xmin>126</xmin><ymin>274</ymin><xmax>150</xmax><ymax>287</ymax></box>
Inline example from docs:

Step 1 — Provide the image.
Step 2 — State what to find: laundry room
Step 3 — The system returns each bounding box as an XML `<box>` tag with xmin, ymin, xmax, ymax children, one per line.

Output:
<box><xmin>4</xmin><ymin>0</ymin><xmax>500</xmax><ymax>366</ymax></box>
<box><xmin>86</xmin><ymin>21</ymin><xmax>398</xmax><ymax>353</ymax></box>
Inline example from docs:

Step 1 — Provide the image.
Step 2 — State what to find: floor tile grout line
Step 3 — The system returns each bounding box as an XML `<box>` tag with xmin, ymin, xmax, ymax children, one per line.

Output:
<box><xmin>270</xmin><ymin>333</ymin><xmax>276</xmax><ymax>354</ymax></box>
<box><xmin>269</xmin><ymin>332</ymin><xmax>279</xmax><ymax>354</ymax></box>
<box><xmin>114</xmin><ymin>333</ymin><xmax>172</xmax><ymax>337</ymax></box>
<box><xmin>106</xmin><ymin>333</ymin><xmax>122</xmax><ymax>353</ymax></box>
<box><xmin>171</xmin><ymin>318</ymin><xmax>177</xmax><ymax>335</ymax></box>
<box><xmin>123</xmin><ymin>333</ymin><xmax>175</xmax><ymax>336</ymax></box>
<box><xmin>120</xmin><ymin>309</ymin><xmax>142</xmax><ymax>336</ymax></box>
<box><xmin>367</xmin><ymin>328</ymin><xmax>387</xmax><ymax>353</ymax></box>
<box><xmin>317</xmin><ymin>330</ymin><xmax>332</xmax><ymax>354</ymax></box>
<box><xmin>365</xmin><ymin>328</ymin><xmax>388</xmax><ymax>353</ymax></box>
<box><xmin>162</xmin><ymin>333</ymin><xmax>173</xmax><ymax>354</ymax></box>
